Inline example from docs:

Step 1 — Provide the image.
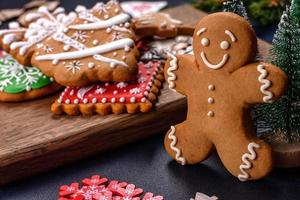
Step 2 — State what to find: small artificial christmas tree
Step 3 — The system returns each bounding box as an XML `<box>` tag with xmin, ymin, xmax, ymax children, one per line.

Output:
<box><xmin>223</xmin><ymin>0</ymin><xmax>250</xmax><ymax>21</ymax></box>
<box><xmin>255</xmin><ymin>0</ymin><xmax>300</xmax><ymax>143</ymax></box>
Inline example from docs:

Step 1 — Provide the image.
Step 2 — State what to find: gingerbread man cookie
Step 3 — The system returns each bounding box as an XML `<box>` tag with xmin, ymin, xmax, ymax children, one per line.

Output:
<box><xmin>0</xmin><ymin>1</ymin><xmax>140</xmax><ymax>87</ymax></box>
<box><xmin>133</xmin><ymin>12</ymin><xmax>194</xmax><ymax>38</ymax></box>
<box><xmin>164</xmin><ymin>12</ymin><xmax>288</xmax><ymax>181</ymax></box>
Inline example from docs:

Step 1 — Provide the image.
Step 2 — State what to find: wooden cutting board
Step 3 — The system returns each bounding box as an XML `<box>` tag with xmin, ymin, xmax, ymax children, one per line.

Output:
<box><xmin>0</xmin><ymin>5</ymin><xmax>283</xmax><ymax>185</ymax></box>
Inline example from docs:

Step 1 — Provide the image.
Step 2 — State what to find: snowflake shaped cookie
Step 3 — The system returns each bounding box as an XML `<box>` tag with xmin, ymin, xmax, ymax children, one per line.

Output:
<box><xmin>0</xmin><ymin>0</ymin><xmax>139</xmax><ymax>87</ymax></box>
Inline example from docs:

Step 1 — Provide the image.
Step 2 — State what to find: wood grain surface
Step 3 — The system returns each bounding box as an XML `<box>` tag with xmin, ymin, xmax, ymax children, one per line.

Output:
<box><xmin>0</xmin><ymin>5</ymin><xmax>296</xmax><ymax>185</ymax></box>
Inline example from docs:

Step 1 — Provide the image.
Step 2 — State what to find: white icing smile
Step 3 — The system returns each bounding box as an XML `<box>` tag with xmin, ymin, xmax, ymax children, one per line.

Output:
<box><xmin>200</xmin><ymin>51</ymin><xmax>229</xmax><ymax>70</ymax></box>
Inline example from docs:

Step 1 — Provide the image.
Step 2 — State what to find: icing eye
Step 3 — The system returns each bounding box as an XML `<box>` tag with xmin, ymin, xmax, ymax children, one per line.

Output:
<box><xmin>201</xmin><ymin>38</ymin><xmax>209</xmax><ymax>47</ymax></box>
<box><xmin>220</xmin><ymin>41</ymin><xmax>230</xmax><ymax>50</ymax></box>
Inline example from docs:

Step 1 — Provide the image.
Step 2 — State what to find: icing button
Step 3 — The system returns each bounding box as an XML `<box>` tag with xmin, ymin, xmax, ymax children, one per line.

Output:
<box><xmin>208</xmin><ymin>84</ymin><xmax>215</xmax><ymax>91</ymax></box>
<box><xmin>208</xmin><ymin>97</ymin><xmax>214</xmax><ymax>104</ymax></box>
<box><xmin>207</xmin><ymin>111</ymin><xmax>214</xmax><ymax>117</ymax></box>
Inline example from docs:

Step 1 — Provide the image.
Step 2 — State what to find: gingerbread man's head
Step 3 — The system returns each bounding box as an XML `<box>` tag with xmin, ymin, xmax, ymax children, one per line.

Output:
<box><xmin>193</xmin><ymin>12</ymin><xmax>257</xmax><ymax>73</ymax></box>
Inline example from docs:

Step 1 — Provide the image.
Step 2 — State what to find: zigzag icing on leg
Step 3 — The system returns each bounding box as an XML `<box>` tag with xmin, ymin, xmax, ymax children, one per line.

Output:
<box><xmin>168</xmin><ymin>126</ymin><xmax>186</xmax><ymax>165</ymax></box>
<box><xmin>238</xmin><ymin>142</ymin><xmax>260</xmax><ymax>181</ymax></box>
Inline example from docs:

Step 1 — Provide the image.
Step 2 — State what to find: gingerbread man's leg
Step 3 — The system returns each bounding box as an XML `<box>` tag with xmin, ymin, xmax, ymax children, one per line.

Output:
<box><xmin>164</xmin><ymin>121</ymin><xmax>213</xmax><ymax>165</ymax></box>
<box><xmin>214</xmin><ymin>130</ymin><xmax>273</xmax><ymax>181</ymax></box>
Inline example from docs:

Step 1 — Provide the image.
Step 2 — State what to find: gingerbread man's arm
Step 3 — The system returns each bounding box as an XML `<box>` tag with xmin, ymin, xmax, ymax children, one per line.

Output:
<box><xmin>231</xmin><ymin>62</ymin><xmax>288</xmax><ymax>105</ymax></box>
<box><xmin>164</xmin><ymin>54</ymin><xmax>198</xmax><ymax>95</ymax></box>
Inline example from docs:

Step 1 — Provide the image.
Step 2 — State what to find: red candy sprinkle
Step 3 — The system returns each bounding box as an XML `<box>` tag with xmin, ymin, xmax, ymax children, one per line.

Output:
<box><xmin>57</xmin><ymin>175</ymin><xmax>163</xmax><ymax>200</ymax></box>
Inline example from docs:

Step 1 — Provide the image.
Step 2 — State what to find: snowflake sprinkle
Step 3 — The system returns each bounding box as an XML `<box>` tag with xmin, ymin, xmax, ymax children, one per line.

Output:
<box><xmin>72</xmin><ymin>31</ymin><xmax>89</xmax><ymax>42</ymax></box>
<box><xmin>66</xmin><ymin>61</ymin><xmax>83</xmax><ymax>74</ymax></box>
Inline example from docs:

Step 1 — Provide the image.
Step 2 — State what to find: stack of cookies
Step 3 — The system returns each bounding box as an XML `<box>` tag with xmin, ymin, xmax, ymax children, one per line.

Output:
<box><xmin>0</xmin><ymin>0</ymin><xmax>194</xmax><ymax>115</ymax></box>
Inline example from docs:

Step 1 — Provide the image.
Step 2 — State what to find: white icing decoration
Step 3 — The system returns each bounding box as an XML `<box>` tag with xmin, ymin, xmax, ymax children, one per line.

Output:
<box><xmin>25</xmin><ymin>13</ymin><xmax>42</xmax><ymax>22</ymax></box>
<box><xmin>238</xmin><ymin>142</ymin><xmax>260</xmax><ymax>181</ymax></box>
<box><xmin>196</xmin><ymin>28</ymin><xmax>206</xmax><ymax>36</ymax></box>
<box><xmin>119</xmin><ymin>97</ymin><xmax>125</xmax><ymax>102</ymax></box>
<box><xmin>52</xmin><ymin>32</ymin><xmax>86</xmax><ymax>50</ymax></box>
<box><xmin>225</xmin><ymin>30</ymin><xmax>237</xmax><ymax>42</ymax></box>
<box><xmin>0</xmin><ymin>29</ymin><xmax>26</xmax><ymax>36</ymax></box>
<box><xmin>77</xmin><ymin>85</ymin><xmax>94</xmax><ymax>99</ymax></box>
<box><xmin>83</xmin><ymin>98</ymin><xmax>88</xmax><ymax>104</ymax></box>
<box><xmin>257</xmin><ymin>64</ymin><xmax>274</xmax><ymax>103</ymax></box>
<box><xmin>88</xmin><ymin>62</ymin><xmax>95</xmax><ymax>68</ymax></box>
<box><xmin>9</xmin><ymin>7</ymin><xmax>77</xmax><ymax>56</ymax></box>
<box><xmin>130</xmin><ymin>97</ymin><xmax>136</xmax><ymax>103</ymax></box>
<box><xmin>208</xmin><ymin>84</ymin><xmax>215</xmax><ymax>91</ymax></box>
<box><xmin>168</xmin><ymin>126</ymin><xmax>186</xmax><ymax>165</ymax></box>
<box><xmin>200</xmin><ymin>51</ymin><xmax>229</xmax><ymax>70</ymax></box>
<box><xmin>101</xmin><ymin>98</ymin><xmax>107</xmax><ymax>103</ymax></box>
<box><xmin>71</xmin><ymin>31</ymin><xmax>89</xmax><ymax>41</ymax></box>
<box><xmin>74</xmin><ymin>99</ymin><xmax>79</xmax><ymax>104</ymax></box>
<box><xmin>94</xmin><ymin>54</ymin><xmax>127</xmax><ymax>67</ymax></box>
<box><xmin>69</xmin><ymin>13</ymin><xmax>131</xmax><ymax>30</ymax></box>
<box><xmin>166</xmin><ymin>53</ymin><xmax>178</xmax><ymax>90</ymax></box>
<box><xmin>111</xmin><ymin>97</ymin><xmax>116</xmax><ymax>103</ymax></box>
<box><xmin>201</xmin><ymin>38</ymin><xmax>209</xmax><ymax>47</ymax></box>
<box><xmin>8</xmin><ymin>22</ymin><xmax>20</xmax><ymax>29</ymax></box>
<box><xmin>220</xmin><ymin>41</ymin><xmax>230</xmax><ymax>50</ymax></box>
<box><xmin>95</xmin><ymin>87</ymin><xmax>106</xmax><ymax>94</ymax></box>
<box><xmin>35</xmin><ymin>38</ymin><xmax>134</xmax><ymax>64</ymax></box>
<box><xmin>3</xmin><ymin>34</ymin><xmax>16</xmax><ymax>45</ymax></box>
<box><xmin>207</xmin><ymin>111</ymin><xmax>214</xmax><ymax>117</ymax></box>
<box><xmin>65</xmin><ymin>60</ymin><xmax>83</xmax><ymax>74</ymax></box>
<box><xmin>92</xmin><ymin>98</ymin><xmax>97</xmax><ymax>103</ymax></box>
<box><xmin>129</xmin><ymin>87</ymin><xmax>140</xmax><ymax>94</ymax></box>
<box><xmin>208</xmin><ymin>97</ymin><xmax>214</xmax><ymax>104</ymax></box>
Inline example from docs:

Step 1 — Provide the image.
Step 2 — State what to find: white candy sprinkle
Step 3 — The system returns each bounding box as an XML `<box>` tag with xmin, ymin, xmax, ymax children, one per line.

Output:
<box><xmin>74</xmin><ymin>99</ymin><xmax>79</xmax><ymax>104</ymax></box>
<box><xmin>92</xmin><ymin>98</ymin><xmax>97</xmax><ymax>103</ymax></box>
<box><xmin>113</xmin><ymin>90</ymin><xmax>118</xmax><ymax>95</ymax></box>
<box><xmin>93</xmin><ymin>40</ymin><xmax>99</xmax><ymax>45</ymax></box>
<box><xmin>88</xmin><ymin>62</ymin><xmax>95</xmax><ymax>68</ymax></box>
<box><xmin>63</xmin><ymin>45</ymin><xmax>70</xmax><ymax>51</ymax></box>
<box><xmin>65</xmin><ymin>99</ymin><xmax>70</xmax><ymax>104</ymax></box>
<box><xmin>83</xmin><ymin>98</ymin><xmax>88</xmax><ymax>104</ymax></box>
<box><xmin>141</xmin><ymin>97</ymin><xmax>146</xmax><ymax>103</ymax></box>
<box><xmin>101</xmin><ymin>98</ymin><xmax>107</xmax><ymax>103</ymax></box>
<box><xmin>120</xmin><ymin>97</ymin><xmax>125</xmax><ymax>103</ymax></box>
<box><xmin>110</xmin><ymin>62</ymin><xmax>117</xmax><ymax>68</ymax></box>
<box><xmin>130</xmin><ymin>97</ymin><xmax>136</xmax><ymax>103</ymax></box>
<box><xmin>111</xmin><ymin>98</ymin><xmax>116</xmax><ymax>103</ymax></box>
<box><xmin>52</xmin><ymin>59</ymin><xmax>59</xmax><ymax>65</ymax></box>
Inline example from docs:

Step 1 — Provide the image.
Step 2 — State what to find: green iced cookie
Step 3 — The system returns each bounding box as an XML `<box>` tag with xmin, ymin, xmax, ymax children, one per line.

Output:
<box><xmin>0</xmin><ymin>56</ymin><xmax>53</xmax><ymax>94</ymax></box>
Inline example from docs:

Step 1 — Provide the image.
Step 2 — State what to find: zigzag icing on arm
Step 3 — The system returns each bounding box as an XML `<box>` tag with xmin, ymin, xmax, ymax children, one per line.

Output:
<box><xmin>69</xmin><ymin>13</ymin><xmax>130</xmax><ymax>30</ymax></box>
<box><xmin>257</xmin><ymin>64</ymin><xmax>274</xmax><ymax>103</ymax></box>
<box><xmin>166</xmin><ymin>53</ymin><xmax>178</xmax><ymax>91</ymax></box>
<box><xmin>35</xmin><ymin>38</ymin><xmax>134</xmax><ymax>62</ymax></box>
<box><xmin>238</xmin><ymin>142</ymin><xmax>260</xmax><ymax>181</ymax></box>
<box><xmin>168</xmin><ymin>126</ymin><xmax>186</xmax><ymax>165</ymax></box>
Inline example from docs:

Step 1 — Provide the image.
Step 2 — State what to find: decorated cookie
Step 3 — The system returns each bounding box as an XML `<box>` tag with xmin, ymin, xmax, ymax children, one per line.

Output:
<box><xmin>137</xmin><ymin>36</ymin><xmax>193</xmax><ymax>61</ymax></box>
<box><xmin>52</xmin><ymin>61</ymin><xmax>164</xmax><ymax>115</ymax></box>
<box><xmin>164</xmin><ymin>12</ymin><xmax>288</xmax><ymax>181</ymax></box>
<box><xmin>0</xmin><ymin>53</ymin><xmax>61</xmax><ymax>102</ymax></box>
<box><xmin>133</xmin><ymin>12</ymin><xmax>194</xmax><ymax>38</ymax></box>
<box><xmin>0</xmin><ymin>0</ymin><xmax>140</xmax><ymax>87</ymax></box>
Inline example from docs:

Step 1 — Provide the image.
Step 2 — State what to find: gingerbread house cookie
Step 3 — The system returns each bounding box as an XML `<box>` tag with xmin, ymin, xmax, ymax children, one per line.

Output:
<box><xmin>51</xmin><ymin>61</ymin><xmax>164</xmax><ymax>115</ymax></box>
<box><xmin>0</xmin><ymin>0</ymin><xmax>140</xmax><ymax>87</ymax></box>
<box><xmin>164</xmin><ymin>12</ymin><xmax>288</xmax><ymax>181</ymax></box>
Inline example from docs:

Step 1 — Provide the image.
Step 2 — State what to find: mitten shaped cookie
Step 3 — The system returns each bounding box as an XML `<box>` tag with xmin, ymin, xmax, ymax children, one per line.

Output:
<box><xmin>0</xmin><ymin>0</ymin><xmax>139</xmax><ymax>87</ymax></box>
<box><xmin>164</xmin><ymin>12</ymin><xmax>288</xmax><ymax>181</ymax></box>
